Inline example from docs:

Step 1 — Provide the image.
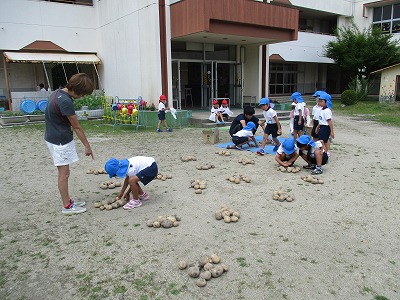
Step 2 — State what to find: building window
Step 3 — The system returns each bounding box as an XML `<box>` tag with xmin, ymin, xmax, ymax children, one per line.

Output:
<box><xmin>269</xmin><ymin>63</ymin><xmax>297</xmax><ymax>95</ymax></box>
<box><xmin>372</xmin><ymin>4</ymin><xmax>400</xmax><ymax>34</ymax></box>
<box><xmin>42</xmin><ymin>0</ymin><xmax>93</xmax><ymax>6</ymax></box>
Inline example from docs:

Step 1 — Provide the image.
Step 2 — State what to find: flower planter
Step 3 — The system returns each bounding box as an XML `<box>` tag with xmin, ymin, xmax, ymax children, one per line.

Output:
<box><xmin>27</xmin><ymin>114</ymin><xmax>45</xmax><ymax>122</ymax></box>
<box><xmin>0</xmin><ymin>115</ymin><xmax>29</xmax><ymax>126</ymax></box>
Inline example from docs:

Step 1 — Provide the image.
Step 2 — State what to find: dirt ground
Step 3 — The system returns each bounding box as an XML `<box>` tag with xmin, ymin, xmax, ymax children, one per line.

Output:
<box><xmin>0</xmin><ymin>114</ymin><xmax>399</xmax><ymax>300</ymax></box>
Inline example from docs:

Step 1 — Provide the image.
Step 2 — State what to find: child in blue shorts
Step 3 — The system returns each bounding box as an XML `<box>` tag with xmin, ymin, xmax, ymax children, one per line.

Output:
<box><xmin>105</xmin><ymin>156</ymin><xmax>158</xmax><ymax>209</ymax></box>
<box><xmin>315</xmin><ymin>92</ymin><xmax>334</xmax><ymax>155</ymax></box>
<box><xmin>256</xmin><ymin>97</ymin><xmax>282</xmax><ymax>155</ymax></box>
<box><xmin>296</xmin><ymin>135</ymin><xmax>328</xmax><ymax>175</ymax></box>
<box><xmin>156</xmin><ymin>94</ymin><xmax>172</xmax><ymax>132</ymax></box>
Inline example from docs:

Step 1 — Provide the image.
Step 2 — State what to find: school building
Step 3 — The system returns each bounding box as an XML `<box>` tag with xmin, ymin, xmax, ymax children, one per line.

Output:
<box><xmin>0</xmin><ymin>0</ymin><xmax>399</xmax><ymax>110</ymax></box>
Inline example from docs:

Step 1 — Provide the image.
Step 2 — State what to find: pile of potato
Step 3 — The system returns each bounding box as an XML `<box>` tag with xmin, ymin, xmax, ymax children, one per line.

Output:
<box><xmin>86</xmin><ymin>168</ymin><xmax>107</xmax><ymax>175</ymax></box>
<box><xmin>195</xmin><ymin>164</ymin><xmax>215</xmax><ymax>170</ymax></box>
<box><xmin>146</xmin><ymin>215</ymin><xmax>181</xmax><ymax>228</ymax></box>
<box><xmin>272</xmin><ymin>189</ymin><xmax>295</xmax><ymax>202</ymax></box>
<box><xmin>178</xmin><ymin>254</ymin><xmax>229</xmax><ymax>287</ymax></box>
<box><xmin>156</xmin><ymin>173</ymin><xmax>173</xmax><ymax>181</ymax></box>
<box><xmin>99</xmin><ymin>180</ymin><xmax>122</xmax><ymax>190</ymax></box>
<box><xmin>189</xmin><ymin>179</ymin><xmax>207</xmax><ymax>194</ymax></box>
<box><xmin>226</xmin><ymin>174</ymin><xmax>251</xmax><ymax>184</ymax></box>
<box><xmin>181</xmin><ymin>155</ymin><xmax>197</xmax><ymax>162</ymax></box>
<box><xmin>215</xmin><ymin>206</ymin><xmax>240</xmax><ymax>223</ymax></box>
<box><xmin>301</xmin><ymin>175</ymin><xmax>324</xmax><ymax>184</ymax></box>
<box><xmin>238</xmin><ymin>158</ymin><xmax>255</xmax><ymax>165</ymax></box>
<box><xmin>215</xmin><ymin>150</ymin><xmax>231</xmax><ymax>156</ymax></box>
<box><xmin>276</xmin><ymin>166</ymin><xmax>301</xmax><ymax>173</ymax></box>
<box><xmin>94</xmin><ymin>197</ymin><xmax>126</xmax><ymax>210</ymax></box>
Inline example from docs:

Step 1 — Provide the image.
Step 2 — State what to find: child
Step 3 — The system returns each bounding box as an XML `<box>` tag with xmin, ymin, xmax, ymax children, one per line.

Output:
<box><xmin>291</xmin><ymin>92</ymin><xmax>305</xmax><ymax>140</ymax></box>
<box><xmin>296</xmin><ymin>135</ymin><xmax>328</xmax><ymax>175</ymax></box>
<box><xmin>220</xmin><ymin>99</ymin><xmax>234</xmax><ymax>121</ymax></box>
<box><xmin>315</xmin><ymin>92</ymin><xmax>334</xmax><ymax>156</ymax></box>
<box><xmin>311</xmin><ymin>91</ymin><xmax>323</xmax><ymax>141</ymax></box>
<box><xmin>275</xmin><ymin>138</ymin><xmax>299</xmax><ymax>167</ymax></box>
<box><xmin>209</xmin><ymin>99</ymin><xmax>225</xmax><ymax>124</ymax></box>
<box><xmin>156</xmin><ymin>94</ymin><xmax>172</xmax><ymax>132</ymax></box>
<box><xmin>229</xmin><ymin>106</ymin><xmax>263</xmax><ymax>137</ymax></box>
<box><xmin>289</xmin><ymin>101</ymin><xmax>296</xmax><ymax>135</ymax></box>
<box><xmin>256</xmin><ymin>97</ymin><xmax>282</xmax><ymax>155</ymax></box>
<box><xmin>104</xmin><ymin>156</ymin><xmax>158</xmax><ymax>209</ymax></box>
<box><xmin>226</xmin><ymin>121</ymin><xmax>257</xmax><ymax>150</ymax></box>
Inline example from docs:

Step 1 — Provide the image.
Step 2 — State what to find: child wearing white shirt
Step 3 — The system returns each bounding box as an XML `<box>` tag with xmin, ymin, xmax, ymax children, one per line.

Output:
<box><xmin>209</xmin><ymin>99</ymin><xmax>225</xmax><ymax>124</ymax></box>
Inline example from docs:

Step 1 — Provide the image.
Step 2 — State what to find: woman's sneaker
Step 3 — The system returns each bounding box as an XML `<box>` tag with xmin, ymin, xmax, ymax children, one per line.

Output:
<box><xmin>123</xmin><ymin>199</ymin><xmax>142</xmax><ymax>210</ymax></box>
<box><xmin>62</xmin><ymin>204</ymin><xmax>87</xmax><ymax>214</ymax></box>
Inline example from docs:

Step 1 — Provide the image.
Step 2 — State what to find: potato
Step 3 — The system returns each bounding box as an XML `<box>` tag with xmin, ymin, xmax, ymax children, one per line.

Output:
<box><xmin>146</xmin><ymin>220</ymin><xmax>153</xmax><ymax>227</ymax></box>
<box><xmin>234</xmin><ymin>178</ymin><xmax>241</xmax><ymax>184</ymax></box>
<box><xmin>229</xmin><ymin>177</ymin><xmax>236</xmax><ymax>182</ymax></box>
<box><xmin>221</xmin><ymin>264</ymin><xmax>229</xmax><ymax>272</ymax></box>
<box><xmin>153</xmin><ymin>221</ymin><xmax>161</xmax><ymax>228</ymax></box>
<box><xmin>243</xmin><ymin>177</ymin><xmax>251</xmax><ymax>183</ymax></box>
<box><xmin>200</xmin><ymin>271</ymin><xmax>212</xmax><ymax>280</ymax></box>
<box><xmin>215</xmin><ymin>211</ymin><xmax>222</xmax><ymax>220</ymax></box>
<box><xmin>161</xmin><ymin>219</ymin><xmax>173</xmax><ymax>228</ymax></box>
<box><xmin>117</xmin><ymin>200</ymin><xmax>124</xmax><ymax>207</ymax></box>
<box><xmin>114</xmin><ymin>181</ymin><xmax>121</xmax><ymax>187</ymax></box>
<box><xmin>188</xmin><ymin>267</ymin><xmax>200</xmax><ymax>278</ymax></box>
<box><xmin>93</xmin><ymin>170</ymin><xmax>99</xmax><ymax>175</ymax></box>
<box><xmin>194</xmin><ymin>184</ymin><xmax>200</xmax><ymax>189</ymax></box>
<box><xmin>196</xmin><ymin>278</ymin><xmax>207</xmax><ymax>287</ymax></box>
<box><xmin>198</xmin><ymin>256</ymin><xmax>209</xmax><ymax>267</ymax></box>
<box><xmin>210</xmin><ymin>266</ymin><xmax>224</xmax><ymax>278</ymax></box>
<box><xmin>232</xmin><ymin>211</ymin><xmax>240</xmax><ymax>218</ymax></box>
<box><xmin>111</xmin><ymin>202</ymin><xmax>119</xmax><ymax>209</ymax></box>
<box><xmin>175</xmin><ymin>215</ymin><xmax>182</xmax><ymax>221</ymax></box>
<box><xmin>108</xmin><ymin>183</ymin><xmax>116</xmax><ymax>189</ymax></box>
<box><xmin>318</xmin><ymin>179</ymin><xmax>324</xmax><ymax>184</ymax></box>
<box><xmin>178</xmin><ymin>260</ymin><xmax>187</xmax><ymax>270</ymax></box>
<box><xmin>224</xmin><ymin>151</ymin><xmax>231</xmax><ymax>156</ymax></box>
<box><xmin>203</xmin><ymin>262</ymin><xmax>213</xmax><ymax>271</ymax></box>
<box><xmin>286</xmin><ymin>197</ymin><xmax>293</xmax><ymax>202</ymax></box>
<box><xmin>105</xmin><ymin>205</ymin><xmax>113</xmax><ymax>210</ymax></box>
<box><xmin>230</xmin><ymin>216</ymin><xmax>239</xmax><ymax>222</ymax></box>
<box><xmin>166</xmin><ymin>174</ymin><xmax>172</xmax><ymax>179</ymax></box>
<box><xmin>161</xmin><ymin>176</ymin><xmax>167</xmax><ymax>181</ymax></box>
<box><xmin>86</xmin><ymin>169</ymin><xmax>93</xmax><ymax>174</ymax></box>
<box><xmin>210</xmin><ymin>254</ymin><xmax>220</xmax><ymax>264</ymax></box>
<box><xmin>94</xmin><ymin>202</ymin><xmax>101</xmax><ymax>208</ymax></box>
<box><xmin>99</xmin><ymin>205</ymin><xmax>105</xmax><ymax>210</ymax></box>
<box><xmin>199</xmin><ymin>184</ymin><xmax>206</xmax><ymax>189</ymax></box>
<box><xmin>195</xmin><ymin>189</ymin><xmax>202</xmax><ymax>194</ymax></box>
<box><xmin>223</xmin><ymin>216</ymin><xmax>231</xmax><ymax>223</ymax></box>
<box><xmin>173</xmin><ymin>221</ymin><xmax>179</xmax><ymax>227</ymax></box>
<box><xmin>99</xmin><ymin>183</ymin><xmax>108</xmax><ymax>190</ymax></box>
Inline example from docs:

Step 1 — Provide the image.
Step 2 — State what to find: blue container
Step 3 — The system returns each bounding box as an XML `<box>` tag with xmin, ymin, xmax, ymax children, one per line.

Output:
<box><xmin>20</xmin><ymin>100</ymin><xmax>37</xmax><ymax>114</ymax></box>
<box><xmin>37</xmin><ymin>99</ymin><xmax>48</xmax><ymax>112</ymax></box>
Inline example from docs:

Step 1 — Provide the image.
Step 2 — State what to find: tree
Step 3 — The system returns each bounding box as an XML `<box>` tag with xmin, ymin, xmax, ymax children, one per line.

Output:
<box><xmin>323</xmin><ymin>23</ymin><xmax>400</xmax><ymax>78</ymax></box>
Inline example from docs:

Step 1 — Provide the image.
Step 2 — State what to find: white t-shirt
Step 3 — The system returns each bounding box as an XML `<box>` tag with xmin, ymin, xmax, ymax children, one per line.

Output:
<box><xmin>293</xmin><ymin>103</ymin><xmax>304</xmax><ymax>116</ymax></box>
<box><xmin>233</xmin><ymin>129</ymin><xmax>253</xmax><ymax>138</ymax></box>
<box><xmin>220</xmin><ymin>106</ymin><xmax>234</xmax><ymax>116</ymax></box>
<box><xmin>262</xmin><ymin>108</ymin><xmax>277</xmax><ymax>124</ymax></box>
<box><xmin>276</xmin><ymin>144</ymin><xmax>299</xmax><ymax>155</ymax></box>
<box><xmin>126</xmin><ymin>156</ymin><xmax>156</xmax><ymax>177</ymax></box>
<box><xmin>308</xmin><ymin>140</ymin><xmax>324</xmax><ymax>158</ymax></box>
<box><xmin>318</xmin><ymin>108</ymin><xmax>332</xmax><ymax>126</ymax></box>
<box><xmin>312</xmin><ymin>105</ymin><xmax>322</xmax><ymax>120</ymax></box>
<box><xmin>158</xmin><ymin>102</ymin><xmax>166</xmax><ymax>112</ymax></box>
<box><xmin>209</xmin><ymin>106</ymin><xmax>220</xmax><ymax>122</ymax></box>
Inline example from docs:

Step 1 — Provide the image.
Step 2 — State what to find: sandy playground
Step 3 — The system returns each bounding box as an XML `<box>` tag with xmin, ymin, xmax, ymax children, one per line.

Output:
<box><xmin>0</xmin><ymin>113</ymin><xmax>399</xmax><ymax>300</ymax></box>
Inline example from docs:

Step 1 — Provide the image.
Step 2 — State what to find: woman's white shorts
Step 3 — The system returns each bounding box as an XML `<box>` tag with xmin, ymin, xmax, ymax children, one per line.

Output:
<box><xmin>46</xmin><ymin>140</ymin><xmax>79</xmax><ymax>166</ymax></box>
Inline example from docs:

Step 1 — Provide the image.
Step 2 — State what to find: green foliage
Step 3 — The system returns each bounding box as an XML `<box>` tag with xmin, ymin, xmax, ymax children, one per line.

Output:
<box><xmin>323</xmin><ymin>23</ymin><xmax>400</xmax><ymax>78</ymax></box>
<box><xmin>74</xmin><ymin>94</ymin><xmax>104</xmax><ymax>110</ymax></box>
<box><xmin>348</xmin><ymin>76</ymin><xmax>371</xmax><ymax>102</ymax></box>
<box><xmin>341</xmin><ymin>89</ymin><xmax>358</xmax><ymax>106</ymax></box>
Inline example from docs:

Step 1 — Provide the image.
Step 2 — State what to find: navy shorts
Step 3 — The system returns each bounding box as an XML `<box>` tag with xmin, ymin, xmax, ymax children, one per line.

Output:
<box><xmin>318</xmin><ymin>125</ymin><xmax>330</xmax><ymax>143</ymax></box>
<box><xmin>136</xmin><ymin>162</ymin><xmax>158</xmax><ymax>185</ymax></box>
<box><xmin>264</xmin><ymin>123</ymin><xmax>278</xmax><ymax>137</ymax></box>
<box><xmin>293</xmin><ymin>116</ymin><xmax>304</xmax><ymax>131</ymax></box>
<box><xmin>309</xmin><ymin>152</ymin><xmax>328</xmax><ymax>166</ymax></box>
<box><xmin>158</xmin><ymin>110</ymin><xmax>166</xmax><ymax>121</ymax></box>
<box><xmin>232</xmin><ymin>136</ymin><xmax>249</xmax><ymax>145</ymax></box>
<box><xmin>311</xmin><ymin>120</ymin><xmax>319</xmax><ymax>138</ymax></box>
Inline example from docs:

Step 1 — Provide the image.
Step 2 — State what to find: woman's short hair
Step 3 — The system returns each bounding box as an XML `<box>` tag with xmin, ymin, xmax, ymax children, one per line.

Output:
<box><xmin>66</xmin><ymin>73</ymin><xmax>94</xmax><ymax>96</ymax></box>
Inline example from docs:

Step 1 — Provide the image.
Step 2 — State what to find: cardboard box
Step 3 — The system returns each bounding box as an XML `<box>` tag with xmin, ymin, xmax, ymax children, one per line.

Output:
<box><xmin>202</xmin><ymin>128</ymin><xmax>219</xmax><ymax>144</ymax></box>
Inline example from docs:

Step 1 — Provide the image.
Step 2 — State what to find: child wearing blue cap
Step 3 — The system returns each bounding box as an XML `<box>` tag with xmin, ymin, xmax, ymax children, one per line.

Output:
<box><xmin>291</xmin><ymin>92</ymin><xmax>305</xmax><ymax>140</ymax></box>
<box><xmin>275</xmin><ymin>138</ymin><xmax>299</xmax><ymax>167</ymax></box>
<box><xmin>226</xmin><ymin>121</ymin><xmax>257</xmax><ymax>150</ymax></box>
<box><xmin>104</xmin><ymin>156</ymin><xmax>158</xmax><ymax>209</ymax></box>
<box><xmin>256</xmin><ymin>97</ymin><xmax>282</xmax><ymax>154</ymax></box>
<box><xmin>310</xmin><ymin>91</ymin><xmax>323</xmax><ymax>141</ymax></box>
<box><xmin>296</xmin><ymin>135</ymin><xmax>328</xmax><ymax>175</ymax></box>
<box><xmin>315</xmin><ymin>92</ymin><xmax>334</xmax><ymax>156</ymax></box>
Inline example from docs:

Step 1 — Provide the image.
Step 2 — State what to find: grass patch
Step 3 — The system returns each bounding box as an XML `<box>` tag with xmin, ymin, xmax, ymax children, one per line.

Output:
<box><xmin>333</xmin><ymin>99</ymin><xmax>400</xmax><ymax>127</ymax></box>
<box><xmin>236</xmin><ymin>257</ymin><xmax>249</xmax><ymax>267</ymax></box>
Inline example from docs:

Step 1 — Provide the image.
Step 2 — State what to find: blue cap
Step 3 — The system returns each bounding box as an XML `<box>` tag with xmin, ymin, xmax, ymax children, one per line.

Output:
<box><xmin>243</xmin><ymin>121</ymin><xmax>256</xmax><ymax>131</ymax></box>
<box><xmin>282</xmin><ymin>139</ymin><xmax>295</xmax><ymax>155</ymax></box>
<box><xmin>296</xmin><ymin>135</ymin><xmax>316</xmax><ymax>147</ymax></box>
<box><xmin>319</xmin><ymin>92</ymin><xmax>333</xmax><ymax>109</ymax></box>
<box><xmin>258</xmin><ymin>98</ymin><xmax>270</xmax><ymax>106</ymax></box>
<box><xmin>312</xmin><ymin>91</ymin><xmax>324</xmax><ymax>97</ymax></box>
<box><xmin>291</xmin><ymin>92</ymin><xmax>302</xmax><ymax>100</ymax></box>
<box><xmin>105</xmin><ymin>158</ymin><xmax>129</xmax><ymax>178</ymax></box>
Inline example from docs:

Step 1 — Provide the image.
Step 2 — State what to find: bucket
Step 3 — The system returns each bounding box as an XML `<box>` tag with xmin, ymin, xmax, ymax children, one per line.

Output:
<box><xmin>20</xmin><ymin>100</ymin><xmax>36</xmax><ymax>114</ymax></box>
<box><xmin>37</xmin><ymin>99</ymin><xmax>48</xmax><ymax>112</ymax></box>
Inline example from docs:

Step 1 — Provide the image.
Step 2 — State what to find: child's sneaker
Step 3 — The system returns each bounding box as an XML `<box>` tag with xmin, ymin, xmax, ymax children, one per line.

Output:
<box><xmin>62</xmin><ymin>204</ymin><xmax>87</xmax><ymax>215</ymax></box>
<box><xmin>123</xmin><ymin>199</ymin><xmax>142</xmax><ymax>210</ymax></box>
<box><xmin>166</xmin><ymin>128</ymin><xmax>172</xmax><ymax>132</ymax></box>
<box><xmin>256</xmin><ymin>148</ymin><xmax>265</xmax><ymax>155</ymax></box>
<box><xmin>70</xmin><ymin>199</ymin><xmax>86</xmax><ymax>207</ymax></box>
<box><xmin>156</xmin><ymin>128</ymin><xmax>162</xmax><ymax>132</ymax></box>
<box><xmin>311</xmin><ymin>168</ymin><xmax>323</xmax><ymax>175</ymax></box>
<box><xmin>139</xmin><ymin>192</ymin><xmax>150</xmax><ymax>201</ymax></box>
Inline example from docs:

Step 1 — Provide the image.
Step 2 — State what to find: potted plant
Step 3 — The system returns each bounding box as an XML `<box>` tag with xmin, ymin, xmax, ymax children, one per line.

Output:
<box><xmin>74</xmin><ymin>92</ymin><xmax>105</xmax><ymax>118</ymax></box>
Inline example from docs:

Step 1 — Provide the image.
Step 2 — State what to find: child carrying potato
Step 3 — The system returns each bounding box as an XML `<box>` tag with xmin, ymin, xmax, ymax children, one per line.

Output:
<box><xmin>296</xmin><ymin>135</ymin><xmax>328</xmax><ymax>175</ymax></box>
<box><xmin>105</xmin><ymin>156</ymin><xmax>158</xmax><ymax>209</ymax></box>
<box><xmin>275</xmin><ymin>138</ymin><xmax>299</xmax><ymax>167</ymax></box>
<box><xmin>226</xmin><ymin>121</ymin><xmax>257</xmax><ymax>150</ymax></box>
